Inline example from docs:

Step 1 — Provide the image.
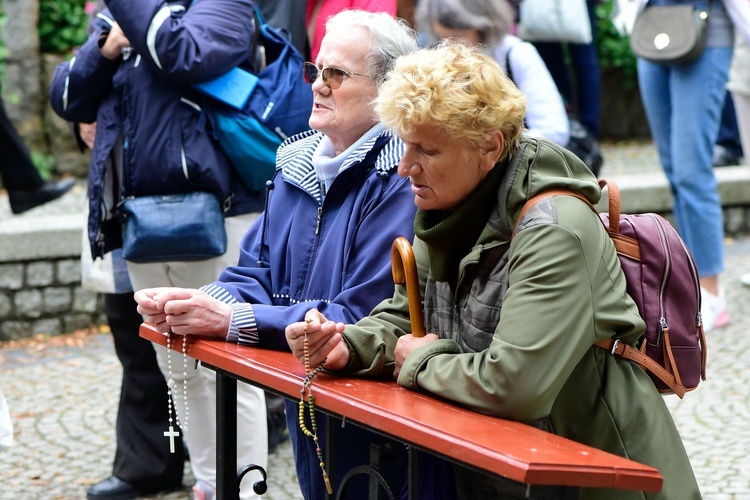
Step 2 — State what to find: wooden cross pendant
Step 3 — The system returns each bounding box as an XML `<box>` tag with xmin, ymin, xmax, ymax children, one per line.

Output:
<box><xmin>164</xmin><ymin>425</ymin><xmax>180</xmax><ymax>453</ymax></box>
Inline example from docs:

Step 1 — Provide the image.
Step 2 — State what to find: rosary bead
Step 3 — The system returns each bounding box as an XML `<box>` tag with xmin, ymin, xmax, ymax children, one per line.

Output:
<box><xmin>299</xmin><ymin>329</ymin><xmax>331</xmax><ymax>491</ymax></box>
<box><xmin>165</xmin><ymin>332</ymin><xmax>189</xmax><ymax>450</ymax></box>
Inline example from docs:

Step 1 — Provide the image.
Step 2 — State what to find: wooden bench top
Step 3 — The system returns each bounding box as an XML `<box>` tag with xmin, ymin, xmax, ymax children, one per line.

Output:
<box><xmin>141</xmin><ymin>323</ymin><xmax>663</xmax><ymax>492</ymax></box>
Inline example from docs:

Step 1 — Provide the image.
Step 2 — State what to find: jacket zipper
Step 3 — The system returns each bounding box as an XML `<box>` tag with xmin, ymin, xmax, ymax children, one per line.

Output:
<box><xmin>301</xmin><ymin>204</ymin><xmax>324</xmax><ymax>299</ymax></box>
<box><xmin>315</xmin><ymin>206</ymin><xmax>322</xmax><ymax>235</ymax></box>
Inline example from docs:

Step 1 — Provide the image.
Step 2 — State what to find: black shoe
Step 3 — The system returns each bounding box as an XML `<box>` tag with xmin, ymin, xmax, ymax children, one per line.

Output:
<box><xmin>86</xmin><ymin>475</ymin><xmax>183</xmax><ymax>500</ymax></box>
<box><xmin>712</xmin><ymin>145</ymin><xmax>743</xmax><ymax>167</ymax></box>
<box><xmin>86</xmin><ymin>476</ymin><xmax>139</xmax><ymax>500</ymax></box>
<box><xmin>8</xmin><ymin>177</ymin><xmax>76</xmax><ymax>214</ymax></box>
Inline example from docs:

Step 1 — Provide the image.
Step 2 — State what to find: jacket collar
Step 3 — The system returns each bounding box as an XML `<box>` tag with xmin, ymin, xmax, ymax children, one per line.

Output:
<box><xmin>277</xmin><ymin>127</ymin><xmax>401</xmax><ymax>202</ymax></box>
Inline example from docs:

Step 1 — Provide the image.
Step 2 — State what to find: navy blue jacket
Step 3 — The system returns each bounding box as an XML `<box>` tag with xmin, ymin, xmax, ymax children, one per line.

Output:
<box><xmin>49</xmin><ymin>0</ymin><xmax>262</xmax><ymax>259</ymax></box>
<box><xmin>201</xmin><ymin>127</ymin><xmax>416</xmax><ymax>498</ymax></box>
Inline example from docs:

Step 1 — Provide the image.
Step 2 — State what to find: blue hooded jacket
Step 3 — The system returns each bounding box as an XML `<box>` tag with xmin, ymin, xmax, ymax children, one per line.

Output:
<box><xmin>200</xmin><ymin>127</ymin><xmax>417</xmax><ymax>499</ymax></box>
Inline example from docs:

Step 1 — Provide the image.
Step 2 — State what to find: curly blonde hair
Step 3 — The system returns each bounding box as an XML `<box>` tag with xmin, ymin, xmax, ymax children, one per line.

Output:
<box><xmin>374</xmin><ymin>41</ymin><xmax>526</xmax><ymax>161</ymax></box>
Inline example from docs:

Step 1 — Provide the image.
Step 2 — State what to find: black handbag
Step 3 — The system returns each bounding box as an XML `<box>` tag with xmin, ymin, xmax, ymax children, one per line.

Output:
<box><xmin>120</xmin><ymin>191</ymin><xmax>227</xmax><ymax>263</ymax></box>
<box><xmin>630</xmin><ymin>1</ymin><xmax>712</xmax><ymax>65</ymax></box>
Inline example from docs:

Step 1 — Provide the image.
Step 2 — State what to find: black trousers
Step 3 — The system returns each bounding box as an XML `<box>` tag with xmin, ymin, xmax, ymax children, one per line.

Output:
<box><xmin>0</xmin><ymin>93</ymin><xmax>44</xmax><ymax>192</ymax></box>
<box><xmin>105</xmin><ymin>293</ymin><xmax>185</xmax><ymax>488</ymax></box>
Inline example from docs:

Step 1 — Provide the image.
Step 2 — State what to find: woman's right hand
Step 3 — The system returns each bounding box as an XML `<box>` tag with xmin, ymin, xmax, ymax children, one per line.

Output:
<box><xmin>134</xmin><ymin>287</ymin><xmax>232</xmax><ymax>339</ymax></box>
<box><xmin>286</xmin><ymin>309</ymin><xmax>350</xmax><ymax>370</ymax></box>
<box><xmin>78</xmin><ymin>122</ymin><xmax>96</xmax><ymax>149</ymax></box>
<box><xmin>99</xmin><ymin>23</ymin><xmax>130</xmax><ymax>60</ymax></box>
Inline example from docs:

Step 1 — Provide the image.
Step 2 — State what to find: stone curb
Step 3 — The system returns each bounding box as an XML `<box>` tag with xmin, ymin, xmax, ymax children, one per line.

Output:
<box><xmin>3</xmin><ymin>167</ymin><xmax>750</xmax><ymax>264</ymax></box>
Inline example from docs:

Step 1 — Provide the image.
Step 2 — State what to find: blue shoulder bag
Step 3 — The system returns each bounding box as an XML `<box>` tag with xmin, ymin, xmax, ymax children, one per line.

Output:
<box><xmin>196</xmin><ymin>5</ymin><xmax>313</xmax><ymax>191</ymax></box>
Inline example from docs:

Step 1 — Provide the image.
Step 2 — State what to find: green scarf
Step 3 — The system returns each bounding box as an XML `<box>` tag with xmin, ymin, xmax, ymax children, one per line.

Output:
<box><xmin>414</xmin><ymin>164</ymin><xmax>504</xmax><ymax>287</ymax></box>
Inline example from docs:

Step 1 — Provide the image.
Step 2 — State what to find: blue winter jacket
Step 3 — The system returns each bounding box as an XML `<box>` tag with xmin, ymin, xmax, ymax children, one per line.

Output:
<box><xmin>201</xmin><ymin>127</ymin><xmax>416</xmax><ymax>499</ymax></box>
<box><xmin>202</xmin><ymin>128</ymin><xmax>417</xmax><ymax>351</ymax></box>
<box><xmin>49</xmin><ymin>0</ymin><xmax>263</xmax><ymax>259</ymax></box>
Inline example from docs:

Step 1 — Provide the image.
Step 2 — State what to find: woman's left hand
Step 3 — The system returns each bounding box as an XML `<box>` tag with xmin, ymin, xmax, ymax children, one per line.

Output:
<box><xmin>286</xmin><ymin>309</ymin><xmax>349</xmax><ymax>370</ymax></box>
<box><xmin>393</xmin><ymin>333</ymin><xmax>439</xmax><ymax>379</ymax></box>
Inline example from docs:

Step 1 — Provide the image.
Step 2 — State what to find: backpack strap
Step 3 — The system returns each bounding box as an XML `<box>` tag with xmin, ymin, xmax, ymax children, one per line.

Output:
<box><xmin>595</xmin><ymin>339</ymin><xmax>686</xmax><ymax>398</ymax></box>
<box><xmin>598</xmin><ymin>178</ymin><xmax>641</xmax><ymax>261</ymax></box>
<box><xmin>512</xmin><ymin>188</ymin><xmax>589</xmax><ymax>238</ymax></box>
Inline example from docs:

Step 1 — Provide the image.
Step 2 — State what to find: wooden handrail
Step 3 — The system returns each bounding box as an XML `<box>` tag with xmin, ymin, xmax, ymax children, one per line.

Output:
<box><xmin>140</xmin><ymin>323</ymin><xmax>664</xmax><ymax>493</ymax></box>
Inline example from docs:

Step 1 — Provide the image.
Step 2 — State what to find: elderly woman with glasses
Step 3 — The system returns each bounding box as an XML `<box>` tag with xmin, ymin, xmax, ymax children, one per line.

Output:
<box><xmin>286</xmin><ymin>41</ymin><xmax>701</xmax><ymax>499</ymax></box>
<box><xmin>134</xmin><ymin>9</ymin><xmax>418</xmax><ymax>500</ymax></box>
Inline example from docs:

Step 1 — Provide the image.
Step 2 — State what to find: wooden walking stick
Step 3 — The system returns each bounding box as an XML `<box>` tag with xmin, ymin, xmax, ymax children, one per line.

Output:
<box><xmin>391</xmin><ymin>237</ymin><xmax>426</xmax><ymax>337</ymax></box>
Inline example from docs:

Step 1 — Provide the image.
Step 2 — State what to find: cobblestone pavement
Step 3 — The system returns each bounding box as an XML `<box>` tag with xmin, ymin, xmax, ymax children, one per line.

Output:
<box><xmin>4</xmin><ymin>242</ymin><xmax>750</xmax><ymax>500</ymax></box>
<box><xmin>1</xmin><ymin>140</ymin><xmax>750</xmax><ymax>499</ymax></box>
<box><xmin>0</xmin><ymin>329</ymin><xmax>301</xmax><ymax>500</ymax></box>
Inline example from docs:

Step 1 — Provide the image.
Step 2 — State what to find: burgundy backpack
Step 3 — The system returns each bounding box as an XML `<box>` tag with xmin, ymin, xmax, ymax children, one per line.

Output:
<box><xmin>515</xmin><ymin>179</ymin><xmax>707</xmax><ymax>398</ymax></box>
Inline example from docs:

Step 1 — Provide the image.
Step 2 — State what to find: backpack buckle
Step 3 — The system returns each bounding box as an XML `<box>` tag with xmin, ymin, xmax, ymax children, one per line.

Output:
<box><xmin>610</xmin><ymin>339</ymin><xmax>621</xmax><ymax>356</ymax></box>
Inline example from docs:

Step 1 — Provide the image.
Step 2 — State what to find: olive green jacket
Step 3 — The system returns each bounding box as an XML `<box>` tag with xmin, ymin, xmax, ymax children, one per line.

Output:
<box><xmin>340</xmin><ymin>137</ymin><xmax>700</xmax><ymax>499</ymax></box>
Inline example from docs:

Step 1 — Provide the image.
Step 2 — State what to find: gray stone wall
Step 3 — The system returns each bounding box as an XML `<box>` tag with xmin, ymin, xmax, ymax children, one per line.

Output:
<box><xmin>0</xmin><ymin>214</ymin><xmax>106</xmax><ymax>342</ymax></box>
<box><xmin>0</xmin><ymin>258</ymin><xmax>104</xmax><ymax>341</ymax></box>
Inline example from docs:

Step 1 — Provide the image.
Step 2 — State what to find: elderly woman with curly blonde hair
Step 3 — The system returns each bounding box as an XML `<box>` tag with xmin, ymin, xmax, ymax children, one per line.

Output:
<box><xmin>286</xmin><ymin>41</ymin><xmax>700</xmax><ymax>498</ymax></box>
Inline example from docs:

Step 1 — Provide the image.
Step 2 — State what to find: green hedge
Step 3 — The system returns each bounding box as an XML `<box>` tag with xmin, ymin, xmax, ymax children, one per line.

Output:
<box><xmin>595</xmin><ymin>0</ymin><xmax>638</xmax><ymax>88</ymax></box>
<box><xmin>39</xmin><ymin>0</ymin><xmax>89</xmax><ymax>54</ymax></box>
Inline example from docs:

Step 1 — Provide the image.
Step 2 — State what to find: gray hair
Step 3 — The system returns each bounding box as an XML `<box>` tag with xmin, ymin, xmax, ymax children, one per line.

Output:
<box><xmin>415</xmin><ymin>0</ymin><xmax>514</xmax><ymax>47</ymax></box>
<box><xmin>325</xmin><ymin>9</ymin><xmax>418</xmax><ymax>88</ymax></box>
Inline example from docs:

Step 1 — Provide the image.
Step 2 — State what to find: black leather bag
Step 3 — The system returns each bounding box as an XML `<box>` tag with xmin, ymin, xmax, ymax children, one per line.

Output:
<box><xmin>630</xmin><ymin>3</ymin><xmax>711</xmax><ymax>65</ymax></box>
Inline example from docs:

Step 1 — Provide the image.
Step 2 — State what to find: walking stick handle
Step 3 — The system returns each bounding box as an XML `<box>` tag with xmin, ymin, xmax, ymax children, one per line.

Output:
<box><xmin>391</xmin><ymin>237</ymin><xmax>426</xmax><ymax>338</ymax></box>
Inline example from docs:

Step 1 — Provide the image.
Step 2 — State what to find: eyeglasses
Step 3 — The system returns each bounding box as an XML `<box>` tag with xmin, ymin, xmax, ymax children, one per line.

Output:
<box><xmin>303</xmin><ymin>62</ymin><xmax>371</xmax><ymax>89</ymax></box>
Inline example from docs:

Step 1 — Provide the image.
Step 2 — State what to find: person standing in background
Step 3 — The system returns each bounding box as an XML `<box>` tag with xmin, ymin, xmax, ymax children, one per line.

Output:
<box><xmin>60</xmin><ymin>4</ymin><xmax>188</xmax><ymax>497</ymax></box>
<box><xmin>258</xmin><ymin>0</ymin><xmax>309</xmax><ymax>59</ymax></box>
<box><xmin>49</xmin><ymin>1</ymin><xmax>268</xmax><ymax>498</ymax></box>
<box><xmin>0</xmin><ymin>92</ymin><xmax>74</xmax><ymax>215</ymax></box>
<box><xmin>726</xmin><ymin>0</ymin><xmax>750</xmax><ymax>284</ymax></box>
<box><xmin>636</xmin><ymin>0</ymin><xmax>743</xmax><ymax>332</ymax></box>
<box><xmin>728</xmin><ymin>8</ymin><xmax>750</xmax><ymax>164</ymax></box>
<box><xmin>531</xmin><ymin>0</ymin><xmax>603</xmax><ymax>139</ymax></box>
<box><xmin>415</xmin><ymin>0</ymin><xmax>570</xmax><ymax>147</ymax></box>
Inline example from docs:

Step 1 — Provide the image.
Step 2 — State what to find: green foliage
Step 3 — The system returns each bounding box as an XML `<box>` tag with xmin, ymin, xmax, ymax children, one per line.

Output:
<box><xmin>30</xmin><ymin>151</ymin><xmax>56</xmax><ymax>179</ymax></box>
<box><xmin>595</xmin><ymin>1</ymin><xmax>638</xmax><ymax>88</ymax></box>
<box><xmin>39</xmin><ymin>0</ymin><xmax>89</xmax><ymax>55</ymax></box>
<box><xmin>0</xmin><ymin>18</ymin><xmax>5</xmax><ymax>82</ymax></box>
<box><xmin>0</xmin><ymin>10</ymin><xmax>7</xmax><ymax>63</ymax></box>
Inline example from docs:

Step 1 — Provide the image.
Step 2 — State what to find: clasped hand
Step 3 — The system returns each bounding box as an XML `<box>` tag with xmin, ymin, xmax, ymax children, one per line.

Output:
<box><xmin>134</xmin><ymin>287</ymin><xmax>231</xmax><ymax>339</ymax></box>
<box><xmin>287</xmin><ymin>309</ymin><xmax>439</xmax><ymax>379</ymax></box>
<box><xmin>285</xmin><ymin>309</ymin><xmax>349</xmax><ymax>370</ymax></box>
